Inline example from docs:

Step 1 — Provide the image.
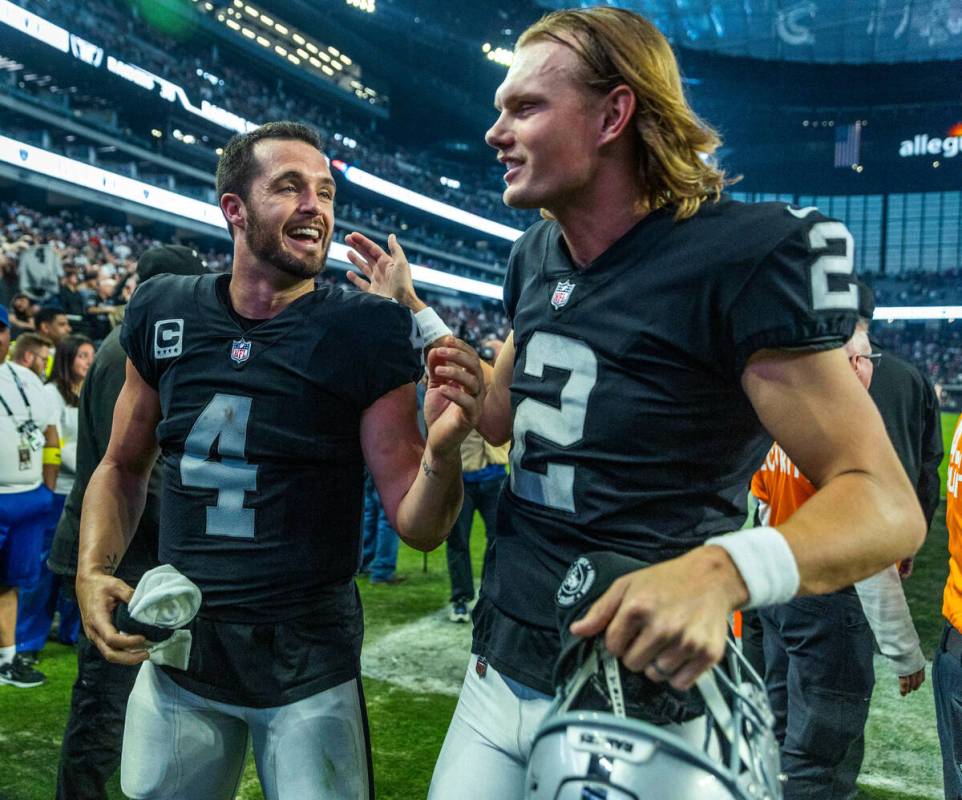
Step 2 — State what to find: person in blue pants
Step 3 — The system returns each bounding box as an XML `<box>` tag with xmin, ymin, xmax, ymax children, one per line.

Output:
<box><xmin>360</xmin><ymin>470</ymin><xmax>403</xmax><ymax>584</ymax></box>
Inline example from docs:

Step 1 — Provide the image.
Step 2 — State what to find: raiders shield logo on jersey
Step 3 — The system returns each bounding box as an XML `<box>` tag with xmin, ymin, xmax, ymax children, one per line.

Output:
<box><xmin>557</xmin><ymin>556</ymin><xmax>595</xmax><ymax>608</ymax></box>
<box><xmin>551</xmin><ymin>280</ymin><xmax>575</xmax><ymax>310</ymax></box>
<box><xmin>230</xmin><ymin>338</ymin><xmax>252</xmax><ymax>364</ymax></box>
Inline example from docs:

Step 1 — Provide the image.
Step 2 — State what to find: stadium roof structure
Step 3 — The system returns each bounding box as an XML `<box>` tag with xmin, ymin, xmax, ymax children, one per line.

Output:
<box><xmin>538</xmin><ymin>0</ymin><xmax>962</xmax><ymax>64</ymax></box>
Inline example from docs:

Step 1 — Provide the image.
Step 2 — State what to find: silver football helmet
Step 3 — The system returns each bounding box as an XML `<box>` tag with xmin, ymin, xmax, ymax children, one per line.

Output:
<box><xmin>524</xmin><ymin>634</ymin><xmax>782</xmax><ymax>800</ymax></box>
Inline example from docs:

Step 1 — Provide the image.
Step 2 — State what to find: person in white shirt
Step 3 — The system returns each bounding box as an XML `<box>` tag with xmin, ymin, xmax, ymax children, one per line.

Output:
<box><xmin>17</xmin><ymin>335</ymin><xmax>95</xmax><ymax>661</ymax></box>
<box><xmin>0</xmin><ymin>304</ymin><xmax>59</xmax><ymax>687</ymax></box>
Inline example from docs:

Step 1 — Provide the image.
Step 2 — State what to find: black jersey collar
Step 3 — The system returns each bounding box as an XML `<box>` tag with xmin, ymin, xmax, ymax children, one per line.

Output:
<box><xmin>542</xmin><ymin>205</ymin><xmax>675</xmax><ymax>282</ymax></box>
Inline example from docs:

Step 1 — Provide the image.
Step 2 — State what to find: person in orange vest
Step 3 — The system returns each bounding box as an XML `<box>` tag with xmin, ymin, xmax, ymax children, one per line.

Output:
<box><xmin>936</xmin><ymin>413</ymin><xmax>962</xmax><ymax>799</ymax></box>
<box><xmin>753</xmin><ymin>324</ymin><xmax>926</xmax><ymax>800</ymax></box>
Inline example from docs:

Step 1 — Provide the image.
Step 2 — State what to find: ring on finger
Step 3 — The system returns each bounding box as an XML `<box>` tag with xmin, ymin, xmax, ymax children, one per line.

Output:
<box><xmin>651</xmin><ymin>660</ymin><xmax>675</xmax><ymax>680</ymax></box>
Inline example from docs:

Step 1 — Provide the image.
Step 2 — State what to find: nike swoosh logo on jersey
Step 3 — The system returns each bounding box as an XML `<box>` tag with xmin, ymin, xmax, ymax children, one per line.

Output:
<box><xmin>786</xmin><ymin>205</ymin><xmax>819</xmax><ymax>219</ymax></box>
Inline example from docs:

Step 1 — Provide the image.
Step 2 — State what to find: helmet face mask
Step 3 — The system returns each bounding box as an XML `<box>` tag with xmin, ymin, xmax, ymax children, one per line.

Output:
<box><xmin>525</xmin><ymin>553</ymin><xmax>783</xmax><ymax>800</ymax></box>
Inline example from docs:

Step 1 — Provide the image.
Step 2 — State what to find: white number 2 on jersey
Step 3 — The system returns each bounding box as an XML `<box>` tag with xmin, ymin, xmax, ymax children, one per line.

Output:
<box><xmin>808</xmin><ymin>220</ymin><xmax>857</xmax><ymax>312</ymax></box>
<box><xmin>510</xmin><ymin>332</ymin><xmax>598</xmax><ymax>513</ymax></box>
<box><xmin>180</xmin><ymin>393</ymin><xmax>258</xmax><ymax>537</ymax></box>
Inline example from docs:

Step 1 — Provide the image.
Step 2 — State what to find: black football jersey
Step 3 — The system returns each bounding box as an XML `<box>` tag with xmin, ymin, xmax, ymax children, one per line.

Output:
<box><xmin>121</xmin><ymin>274</ymin><xmax>422</xmax><ymax>624</ymax></box>
<box><xmin>476</xmin><ymin>197</ymin><xmax>859</xmax><ymax>692</ymax></box>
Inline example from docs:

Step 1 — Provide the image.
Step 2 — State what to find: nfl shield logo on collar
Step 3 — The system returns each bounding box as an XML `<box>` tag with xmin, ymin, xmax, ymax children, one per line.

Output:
<box><xmin>230</xmin><ymin>339</ymin><xmax>251</xmax><ymax>364</ymax></box>
<box><xmin>551</xmin><ymin>280</ymin><xmax>575</xmax><ymax>310</ymax></box>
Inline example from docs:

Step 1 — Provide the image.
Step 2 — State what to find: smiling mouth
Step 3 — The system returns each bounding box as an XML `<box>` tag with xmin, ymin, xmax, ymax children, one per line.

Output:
<box><xmin>285</xmin><ymin>226</ymin><xmax>324</xmax><ymax>249</ymax></box>
<box><xmin>503</xmin><ymin>163</ymin><xmax>523</xmax><ymax>184</ymax></box>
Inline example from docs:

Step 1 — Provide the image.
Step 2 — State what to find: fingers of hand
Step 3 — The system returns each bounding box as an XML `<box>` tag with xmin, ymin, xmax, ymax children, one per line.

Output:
<box><xmin>89</xmin><ymin>620</ymin><xmax>148</xmax><ymax>665</ymax></box>
<box><xmin>345</xmin><ymin>271</ymin><xmax>371</xmax><ymax>291</ymax></box>
<box><xmin>428</xmin><ymin>346</ymin><xmax>483</xmax><ymax>376</ymax></box>
<box><xmin>432</xmin><ymin>364</ymin><xmax>481</xmax><ymax>397</ymax></box>
<box><xmin>437</xmin><ymin>384</ymin><xmax>482</xmax><ymax>418</ymax></box>
<box><xmin>386</xmin><ymin>233</ymin><xmax>406</xmax><ymax>262</ymax></box>
<box><xmin>345</xmin><ymin>250</ymin><xmax>374</xmax><ymax>278</ymax></box>
<box><xmin>569</xmin><ymin>579</ymin><xmax>629</xmax><ymax>638</ymax></box>
<box><xmin>345</xmin><ymin>232</ymin><xmax>382</xmax><ymax>262</ymax></box>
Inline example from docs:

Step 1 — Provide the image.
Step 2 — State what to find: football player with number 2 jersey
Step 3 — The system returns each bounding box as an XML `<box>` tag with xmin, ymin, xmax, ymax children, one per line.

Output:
<box><xmin>75</xmin><ymin>122</ymin><xmax>484</xmax><ymax>800</ymax></box>
<box><xmin>348</xmin><ymin>9</ymin><xmax>926</xmax><ymax>799</ymax></box>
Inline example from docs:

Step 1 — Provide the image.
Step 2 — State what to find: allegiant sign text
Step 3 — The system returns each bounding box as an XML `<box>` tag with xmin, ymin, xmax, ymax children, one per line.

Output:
<box><xmin>899</xmin><ymin>134</ymin><xmax>962</xmax><ymax>159</ymax></box>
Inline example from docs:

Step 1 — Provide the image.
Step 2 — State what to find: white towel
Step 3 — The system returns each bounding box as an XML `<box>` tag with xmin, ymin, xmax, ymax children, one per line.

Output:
<box><xmin>128</xmin><ymin>564</ymin><xmax>202</xmax><ymax>670</ymax></box>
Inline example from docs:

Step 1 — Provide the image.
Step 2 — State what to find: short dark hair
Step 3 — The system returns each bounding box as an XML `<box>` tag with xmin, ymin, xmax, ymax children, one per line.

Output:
<box><xmin>34</xmin><ymin>307</ymin><xmax>66</xmax><ymax>328</ymax></box>
<box><xmin>215</xmin><ymin>121</ymin><xmax>324</xmax><ymax>234</ymax></box>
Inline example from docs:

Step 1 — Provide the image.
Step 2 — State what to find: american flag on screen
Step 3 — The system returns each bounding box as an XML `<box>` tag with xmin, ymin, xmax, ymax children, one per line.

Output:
<box><xmin>834</xmin><ymin>121</ymin><xmax>862</xmax><ymax>168</ymax></box>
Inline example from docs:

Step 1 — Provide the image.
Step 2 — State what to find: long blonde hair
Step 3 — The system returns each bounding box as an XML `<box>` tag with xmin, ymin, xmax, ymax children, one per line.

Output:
<box><xmin>518</xmin><ymin>7</ymin><xmax>733</xmax><ymax>220</ymax></box>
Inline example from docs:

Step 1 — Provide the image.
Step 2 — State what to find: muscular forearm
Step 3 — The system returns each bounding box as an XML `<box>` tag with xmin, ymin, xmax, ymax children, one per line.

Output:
<box><xmin>394</xmin><ymin>444</ymin><xmax>464</xmax><ymax>552</ymax></box>
<box><xmin>780</xmin><ymin>470</ymin><xmax>924</xmax><ymax>597</ymax></box>
<box><xmin>78</xmin><ymin>459</ymin><xmax>149</xmax><ymax>578</ymax></box>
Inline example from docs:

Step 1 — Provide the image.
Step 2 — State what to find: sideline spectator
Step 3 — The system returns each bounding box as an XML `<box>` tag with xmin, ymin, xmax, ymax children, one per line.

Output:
<box><xmin>47</xmin><ymin>245</ymin><xmax>205</xmax><ymax>799</ymax></box>
<box><xmin>936</xmin><ymin>414</ymin><xmax>962</xmax><ymax>800</ymax></box>
<box><xmin>755</xmin><ymin>326</ymin><xmax>926</xmax><ymax>800</ymax></box>
<box><xmin>35</xmin><ymin>308</ymin><xmax>72</xmax><ymax>345</ymax></box>
<box><xmin>16</xmin><ymin>335</ymin><xmax>95</xmax><ymax>663</ymax></box>
<box><xmin>0</xmin><ymin>304</ymin><xmax>59</xmax><ymax>688</ymax></box>
<box><xmin>446</xmin><ymin>341</ymin><xmax>507</xmax><ymax>622</ymax></box>
<box><xmin>859</xmin><ymin>282</ymin><xmax>943</xmax><ymax>578</ymax></box>
<box><xmin>11</xmin><ymin>333</ymin><xmax>52</xmax><ymax>379</ymax></box>
<box><xmin>360</xmin><ymin>471</ymin><xmax>405</xmax><ymax>585</ymax></box>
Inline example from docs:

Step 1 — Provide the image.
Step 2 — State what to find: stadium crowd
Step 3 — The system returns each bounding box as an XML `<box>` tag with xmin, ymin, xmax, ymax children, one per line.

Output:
<box><xmin>6</xmin><ymin>200</ymin><xmax>959</xmax><ymax>395</ymax></box>
<box><xmin>13</xmin><ymin>0</ymin><xmax>537</xmax><ymax>230</ymax></box>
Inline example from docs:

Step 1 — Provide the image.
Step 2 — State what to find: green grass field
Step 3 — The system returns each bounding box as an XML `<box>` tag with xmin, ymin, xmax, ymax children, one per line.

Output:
<box><xmin>1</xmin><ymin>412</ymin><xmax>958</xmax><ymax>800</ymax></box>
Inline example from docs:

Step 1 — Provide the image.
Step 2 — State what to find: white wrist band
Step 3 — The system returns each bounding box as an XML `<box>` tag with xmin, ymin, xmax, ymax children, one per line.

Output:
<box><xmin>414</xmin><ymin>307</ymin><xmax>453</xmax><ymax>345</ymax></box>
<box><xmin>704</xmin><ymin>526</ymin><xmax>800</xmax><ymax>609</ymax></box>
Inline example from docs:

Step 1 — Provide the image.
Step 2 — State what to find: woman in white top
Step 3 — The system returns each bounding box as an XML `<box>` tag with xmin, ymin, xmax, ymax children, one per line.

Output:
<box><xmin>17</xmin><ymin>335</ymin><xmax>95</xmax><ymax>658</ymax></box>
<box><xmin>42</xmin><ymin>336</ymin><xmax>94</xmax><ymax>498</ymax></box>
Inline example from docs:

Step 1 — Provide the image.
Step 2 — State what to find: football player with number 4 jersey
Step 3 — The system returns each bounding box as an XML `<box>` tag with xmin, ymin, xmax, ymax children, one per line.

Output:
<box><xmin>75</xmin><ymin>122</ymin><xmax>485</xmax><ymax>800</ymax></box>
<box><xmin>348</xmin><ymin>8</ymin><xmax>926</xmax><ymax>799</ymax></box>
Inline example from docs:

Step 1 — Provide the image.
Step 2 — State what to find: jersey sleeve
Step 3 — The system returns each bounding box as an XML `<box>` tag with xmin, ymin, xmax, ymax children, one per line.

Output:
<box><xmin>727</xmin><ymin>211</ymin><xmax>858</xmax><ymax>376</ymax></box>
<box><xmin>119</xmin><ymin>276</ymin><xmax>165</xmax><ymax>389</ymax></box>
<box><xmin>361</xmin><ymin>300</ymin><xmax>424</xmax><ymax>408</ymax></box>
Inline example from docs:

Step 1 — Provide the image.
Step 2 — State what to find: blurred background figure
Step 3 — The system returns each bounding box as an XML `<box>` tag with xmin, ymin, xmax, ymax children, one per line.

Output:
<box><xmin>360</xmin><ymin>469</ymin><xmax>405</xmax><ymax>585</ymax></box>
<box><xmin>15</xmin><ymin>334</ymin><xmax>95</xmax><ymax>665</ymax></box>
<box><xmin>0</xmin><ymin>303</ymin><xmax>58</xmax><ymax>689</ymax></box>
<box><xmin>47</xmin><ymin>244</ymin><xmax>204</xmax><ymax>800</ymax></box>
<box><xmin>445</xmin><ymin>339</ymin><xmax>507</xmax><ymax>623</ymax></box>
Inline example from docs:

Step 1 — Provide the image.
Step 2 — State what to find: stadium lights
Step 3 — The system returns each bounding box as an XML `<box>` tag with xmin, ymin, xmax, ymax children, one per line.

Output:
<box><xmin>875</xmin><ymin>306</ymin><xmax>962</xmax><ymax>321</ymax></box>
<box><xmin>0</xmin><ymin>134</ymin><xmax>503</xmax><ymax>300</ymax></box>
<box><xmin>186</xmin><ymin>0</ymin><xmax>380</xmax><ymax>101</ymax></box>
<box><xmin>346</xmin><ymin>0</ymin><xmax>376</xmax><ymax>12</ymax></box>
<box><xmin>333</xmin><ymin>161</ymin><xmax>523</xmax><ymax>242</ymax></box>
<box><xmin>482</xmin><ymin>43</ymin><xmax>513</xmax><ymax>67</ymax></box>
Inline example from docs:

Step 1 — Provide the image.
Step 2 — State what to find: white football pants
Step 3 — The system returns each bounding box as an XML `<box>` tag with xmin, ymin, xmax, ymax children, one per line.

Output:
<box><xmin>429</xmin><ymin>654</ymin><xmax>554</xmax><ymax>800</ymax></box>
<box><xmin>121</xmin><ymin>661</ymin><xmax>371</xmax><ymax>800</ymax></box>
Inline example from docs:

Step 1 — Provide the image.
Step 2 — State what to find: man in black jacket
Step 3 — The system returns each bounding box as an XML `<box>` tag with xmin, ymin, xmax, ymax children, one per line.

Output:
<box><xmin>859</xmin><ymin>282</ymin><xmax>943</xmax><ymax>538</ymax></box>
<box><xmin>48</xmin><ymin>245</ymin><xmax>206</xmax><ymax>800</ymax></box>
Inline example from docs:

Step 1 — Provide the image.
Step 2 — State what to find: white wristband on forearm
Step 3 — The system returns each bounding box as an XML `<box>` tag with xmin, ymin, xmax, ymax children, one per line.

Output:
<box><xmin>704</xmin><ymin>526</ymin><xmax>800</xmax><ymax>609</ymax></box>
<box><xmin>414</xmin><ymin>307</ymin><xmax>453</xmax><ymax>346</ymax></box>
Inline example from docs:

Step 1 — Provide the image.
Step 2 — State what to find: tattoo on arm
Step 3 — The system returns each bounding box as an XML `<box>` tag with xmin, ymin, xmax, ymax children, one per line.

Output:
<box><xmin>421</xmin><ymin>459</ymin><xmax>439</xmax><ymax>479</ymax></box>
<box><xmin>104</xmin><ymin>553</ymin><xmax>119</xmax><ymax>575</ymax></box>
